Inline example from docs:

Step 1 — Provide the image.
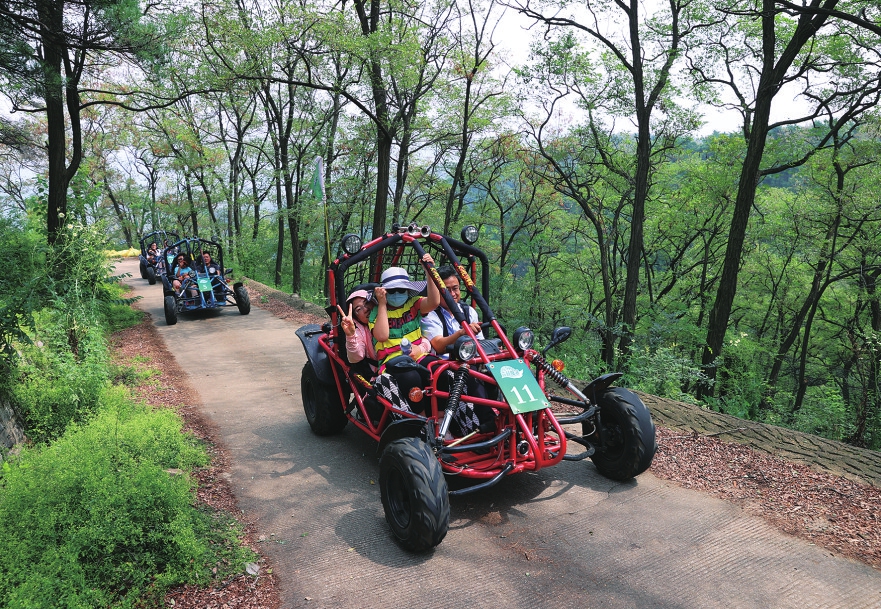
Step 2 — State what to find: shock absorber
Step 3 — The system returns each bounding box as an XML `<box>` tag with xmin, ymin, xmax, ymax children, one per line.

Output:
<box><xmin>438</xmin><ymin>364</ymin><xmax>469</xmax><ymax>440</ymax></box>
<box><xmin>530</xmin><ymin>352</ymin><xmax>590</xmax><ymax>403</ymax></box>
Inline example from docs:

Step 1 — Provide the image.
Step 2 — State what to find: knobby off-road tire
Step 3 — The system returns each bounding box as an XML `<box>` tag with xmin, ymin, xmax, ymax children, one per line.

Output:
<box><xmin>139</xmin><ymin>259</ymin><xmax>148</xmax><ymax>279</ymax></box>
<box><xmin>234</xmin><ymin>284</ymin><xmax>251</xmax><ymax>315</ymax></box>
<box><xmin>379</xmin><ymin>437</ymin><xmax>450</xmax><ymax>552</ymax></box>
<box><xmin>164</xmin><ymin>295</ymin><xmax>178</xmax><ymax>326</ymax></box>
<box><xmin>301</xmin><ymin>362</ymin><xmax>347</xmax><ymax>435</ymax></box>
<box><xmin>587</xmin><ymin>387</ymin><xmax>657</xmax><ymax>481</ymax></box>
<box><xmin>146</xmin><ymin>266</ymin><xmax>157</xmax><ymax>285</ymax></box>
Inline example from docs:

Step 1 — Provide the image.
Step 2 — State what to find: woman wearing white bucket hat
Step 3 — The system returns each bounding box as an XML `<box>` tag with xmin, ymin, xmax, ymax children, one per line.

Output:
<box><xmin>369</xmin><ymin>253</ymin><xmax>441</xmax><ymax>412</ymax></box>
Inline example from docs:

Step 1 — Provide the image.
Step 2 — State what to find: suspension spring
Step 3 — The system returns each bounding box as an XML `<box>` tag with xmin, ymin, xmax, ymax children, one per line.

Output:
<box><xmin>531</xmin><ymin>353</ymin><xmax>571</xmax><ymax>388</ymax></box>
<box><xmin>447</xmin><ymin>364</ymin><xmax>469</xmax><ymax>407</ymax></box>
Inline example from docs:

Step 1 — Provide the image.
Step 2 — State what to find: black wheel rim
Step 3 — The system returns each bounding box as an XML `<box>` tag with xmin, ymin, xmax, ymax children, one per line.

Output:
<box><xmin>602</xmin><ymin>410</ymin><xmax>625</xmax><ymax>459</ymax></box>
<box><xmin>386</xmin><ymin>467</ymin><xmax>411</xmax><ymax>529</ymax></box>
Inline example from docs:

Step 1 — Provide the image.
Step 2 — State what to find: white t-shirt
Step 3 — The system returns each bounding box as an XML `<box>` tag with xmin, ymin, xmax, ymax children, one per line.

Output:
<box><xmin>421</xmin><ymin>304</ymin><xmax>484</xmax><ymax>355</ymax></box>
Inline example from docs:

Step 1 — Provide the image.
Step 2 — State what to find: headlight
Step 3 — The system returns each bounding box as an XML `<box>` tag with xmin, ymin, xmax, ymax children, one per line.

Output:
<box><xmin>513</xmin><ymin>326</ymin><xmax>534</xmax><ymax>351</ymax></box>
<box><xmin>453</xmin><ymin>335</ymin><xmax>477</xmax><ymax>361</ymax></box>
<box><xmin>341</xmin><ymin>233</ymin><xmax>362</xmax><ymax>255</ymax></box>
<box><xmin>461</xmin><ymin>225</ymin><xmax>479</xmax><ymax>244</ymax></box>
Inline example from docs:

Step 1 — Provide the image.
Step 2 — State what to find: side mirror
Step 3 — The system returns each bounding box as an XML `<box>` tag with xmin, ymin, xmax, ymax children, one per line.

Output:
<box><xmin>542</xmin><ymin>326</ymin><xmax>572</xmax><ymax>355</ymax></box>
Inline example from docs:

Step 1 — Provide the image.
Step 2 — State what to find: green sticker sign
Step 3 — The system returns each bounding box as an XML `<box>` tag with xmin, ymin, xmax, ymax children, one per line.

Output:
<box><xmin>488</xmin><ymin>359</ymin><xmax>549</xmax><ymax>414</ymax></box>
<box><xmin>197</xmin><ymin>277</ymin><xmax>213</xmax><ymax>292</ymax></box>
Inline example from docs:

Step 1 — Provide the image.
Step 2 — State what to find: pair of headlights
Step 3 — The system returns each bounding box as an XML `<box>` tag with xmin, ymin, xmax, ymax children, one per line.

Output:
<box><xmin>450</xmin><ymin>326</ymin><xmax>534</xmax><ymax>361</ymax></box>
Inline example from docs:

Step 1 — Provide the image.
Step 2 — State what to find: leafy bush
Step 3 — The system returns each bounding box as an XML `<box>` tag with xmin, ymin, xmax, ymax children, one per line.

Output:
<box><xmin>626</xmin><ymin>344</ymin><xmax>712</xmax><ymax>404</ymax></box>
<box><xmin>9</xmin><ymin>310</ymin><xmax>109</xmax><ymax>443</ymax></box>
<box><xmin>0</xmin><ymin>388</ymin><xmax>255</xmax><ymax>609</ymax></box>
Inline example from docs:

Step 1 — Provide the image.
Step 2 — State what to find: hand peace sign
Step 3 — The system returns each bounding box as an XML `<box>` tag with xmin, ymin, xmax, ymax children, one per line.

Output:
<box><xmin>337</xmin><ymin>303</ymin><xmax>356</xmax><ymax>337</ymax></box>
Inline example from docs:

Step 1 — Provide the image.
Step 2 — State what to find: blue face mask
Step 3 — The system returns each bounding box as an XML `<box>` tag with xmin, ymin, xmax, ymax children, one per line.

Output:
<box><xmin>386</xmin><ymin>291</ymin><xmax>409</xmax><ymax>308</ymax></box>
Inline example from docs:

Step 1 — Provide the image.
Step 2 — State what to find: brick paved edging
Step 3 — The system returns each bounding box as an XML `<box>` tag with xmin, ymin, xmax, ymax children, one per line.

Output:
<box><xmin>245</xmin><ymin>278</ymin><xmax>881</xmax><ymax>489</ymax></box>
<box><xmin>641</xmin><ymin>392</ymin><xmax>881</xmax><ymax>487</ymax></box>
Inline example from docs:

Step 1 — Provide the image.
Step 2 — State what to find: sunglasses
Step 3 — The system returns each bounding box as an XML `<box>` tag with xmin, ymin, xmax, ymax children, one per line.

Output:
<box><xmin>387</xmin><ymin>288</ymin><xmax>409</xmax><ymax>295</ymax></box>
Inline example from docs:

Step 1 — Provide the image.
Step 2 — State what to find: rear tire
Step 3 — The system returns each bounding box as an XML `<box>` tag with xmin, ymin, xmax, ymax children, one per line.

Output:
<box><xmin>587</xmin><ymin>388</ymin><xmax>656</xmax><ymax>481</ymax></box>
<box><xmin>301</xmin><ymin>362</ymin><xmax>347</xmax><ymax>435</ymax></box>
<box><xmin>234</xmin><ymin>284</ymin><xmax>251</xmax><ymax>315</ymax></box>
<box><xmin>146</xmin><ymin>266</ymin><xmax>157</xmax><ymax>285</ymax></box>
<box><xmin>379</xmin><ymin>437</ymin><xmax>449</xmax><ymax>552</ymax></box>
<box><xmin>164</xmin><ymin>295</ymin><xmax>178</xmax><ymax>326</ymax></box>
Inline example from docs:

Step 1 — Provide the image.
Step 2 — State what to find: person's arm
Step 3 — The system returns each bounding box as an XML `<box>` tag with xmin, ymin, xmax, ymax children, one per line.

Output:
<box><xmin>430</xmin><ymin>324</ymin><xmax>473</xmax><ymax>355</ymax></box>
<box><xmin>338</xmin><ymin>304</ymin><xmax>366</xmax><ymax>363</ymax></box>
<box><xmin>372</xmin><ymin>287</ymin><xmax>390</xmax><ymax>343</ymax></box>
<box><xmin>419</xmin><ymin>254</ymin><xmax>441</xmax><ymax>315</ymax></box>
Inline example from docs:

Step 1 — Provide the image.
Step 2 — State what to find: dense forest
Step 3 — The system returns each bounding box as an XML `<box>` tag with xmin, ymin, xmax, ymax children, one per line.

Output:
<box><xmin>1</xmin><ymin>0</ymin><xmax>881</xmax><ymax>449</ymax></box>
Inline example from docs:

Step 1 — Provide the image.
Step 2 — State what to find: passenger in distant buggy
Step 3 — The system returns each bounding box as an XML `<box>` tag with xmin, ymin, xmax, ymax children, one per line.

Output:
<box><xmin>172</xmin><ymin>254</ymin><xmax>197</xmax><ymax>297</ymax></box>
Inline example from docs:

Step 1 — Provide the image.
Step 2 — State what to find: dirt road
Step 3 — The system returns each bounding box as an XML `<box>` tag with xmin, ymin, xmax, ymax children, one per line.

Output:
<box><xmin>121</xmin><ymin>259</ymin><xmax>881</xmax><ymax>609</ymax></box>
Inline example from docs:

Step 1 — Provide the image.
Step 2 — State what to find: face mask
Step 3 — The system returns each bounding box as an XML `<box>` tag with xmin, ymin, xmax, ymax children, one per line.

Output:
<box><xmin>386</xmin><ymin>291</ymin><xmax>409</xmax><ymax>308</ymax></box>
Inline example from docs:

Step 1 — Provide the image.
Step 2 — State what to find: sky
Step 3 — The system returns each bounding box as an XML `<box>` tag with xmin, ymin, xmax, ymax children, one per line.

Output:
<box><xmin>490</xmin><ymin>3</ymin><xmax>809</xmax><ymax>137</ymax></box>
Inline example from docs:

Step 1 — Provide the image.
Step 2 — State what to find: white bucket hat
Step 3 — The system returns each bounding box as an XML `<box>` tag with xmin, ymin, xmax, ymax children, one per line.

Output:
<box><xmin>380</xmin><ymin>266</ymin><xmax>426</xmax><ymax>296</ymax></box>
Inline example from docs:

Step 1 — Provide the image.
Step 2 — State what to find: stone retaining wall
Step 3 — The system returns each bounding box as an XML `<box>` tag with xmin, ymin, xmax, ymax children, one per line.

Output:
<box><xmin>641</xmin><ymin>392</ymin><xmax>881</xmax><ymax>487</ymax></box>
<box><xmin>242</xmin><ymin>277</ymin><xmax>329</xmax><ymax>319</ymax></box>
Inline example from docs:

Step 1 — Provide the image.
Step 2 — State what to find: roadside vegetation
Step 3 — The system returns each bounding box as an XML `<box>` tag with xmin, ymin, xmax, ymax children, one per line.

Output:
<box><xmin>0</xmin><ymin>220</ymin><xmax>257</xmax><ymax>608</ymax></box>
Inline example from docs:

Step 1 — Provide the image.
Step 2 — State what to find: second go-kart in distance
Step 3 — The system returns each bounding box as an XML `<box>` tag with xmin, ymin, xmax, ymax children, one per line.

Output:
<box><xmin>138</xmin><ymin>230</ymin><xmax>179</xmax><ymax>285</ymax></box>
<box><xmin>296</xmin><ymin>223</ymin><xmax>657</xmax><ymax>552</ymax></box>
<box><xmin>160</xmin><ymin>237</ymin><xmax>250</xmax><ymax>325</ymax></box>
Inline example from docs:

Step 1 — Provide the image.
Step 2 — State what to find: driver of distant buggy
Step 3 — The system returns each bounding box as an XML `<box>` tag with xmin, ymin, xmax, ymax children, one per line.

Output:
<box><xmin>172</xmin><ymin>254</ymin><xmax>197</xmax><ymax>296</ymax></box>
<box><xmin>198</xmin><ymin>252</ymin><xmax>222</xmax><ymax>277</ymax></box>
<box><xmin>146</xmin><ymin>242</ymin><xmax>160</xmax><ymax>264</ymax></box>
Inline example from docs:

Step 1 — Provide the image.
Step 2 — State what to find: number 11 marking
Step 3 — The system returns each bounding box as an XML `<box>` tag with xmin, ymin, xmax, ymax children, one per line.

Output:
<box><xmin>510</xmin><ymin>383</ymin><xmax>537</xmax><ymax>404</ymax></box>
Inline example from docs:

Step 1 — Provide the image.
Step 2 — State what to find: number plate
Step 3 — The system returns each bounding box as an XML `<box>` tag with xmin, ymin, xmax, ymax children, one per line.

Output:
<box><xmin>197</xmin><ymin>277</ymin><xmax>212</xmax><ymax>291</ymax></box>
<box><xmin>488</xmin><ymin>359</ymin><xmax>549</xmax><ymax>414</ymax></box>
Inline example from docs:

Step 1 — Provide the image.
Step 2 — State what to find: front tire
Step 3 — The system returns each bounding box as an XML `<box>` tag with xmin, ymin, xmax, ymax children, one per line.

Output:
<box><xmin>146</xmin><ymin>266</ymin><xmax>157</xmax><ymax>285</ymax></box>
<box><xmin>164</xmin><ymin>295</ymin><xmax>178</xmax><ymax>326</ymax></box>
<box><xmin>587</xmin><ymin>387</ymin><xmax>656</xmax><ymax>481</ymax></box>
<box><xmin>379</xmin><ymin>437</ymin><xmax>449</xmax><ymax>552</ymax></box>
<box><xmin>234</xmin><ymin>283</ymin><xmax>251</xmax><ymax>315</ymax></box>
<box><xmin>301</xmin><ymin>362</ymin><xmax>347</xmax><ymax>435</ymax></box>
<box><xmin>139</xmin><ymin>259</ymin><xmax>148</xmax><ymax>279</ymax></box>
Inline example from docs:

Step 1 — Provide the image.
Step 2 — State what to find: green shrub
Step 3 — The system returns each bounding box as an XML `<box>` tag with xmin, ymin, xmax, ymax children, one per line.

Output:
<box><xmin>10</xmin><ymin>311</ymin><xmax>109</xmax><ymax>443</ymax></box>
<box><xmin>0</xmin><ymin>388</ymin><xmax>254</xmax><ymax>608</ymax></box>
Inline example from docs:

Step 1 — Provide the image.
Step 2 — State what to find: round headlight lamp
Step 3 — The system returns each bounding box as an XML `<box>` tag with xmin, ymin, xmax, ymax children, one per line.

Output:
<box><xmin>461</xmin><ymin>225</ymin><xmax>479</xmax><ymax>244</ymax></box>
<box><xmin>453</xmin><ymin>335</ymin><xmax>477</xmax><ymax>361</ymax></box>
<box><xmin>341</xmin><ymin>233</ymin><xmax>363</xmax><ymax>255</ymax></box>
<box><xmin>513</xmin><ymin>326</ymin><xmax>535</xmax><ymax>351</ymax></box>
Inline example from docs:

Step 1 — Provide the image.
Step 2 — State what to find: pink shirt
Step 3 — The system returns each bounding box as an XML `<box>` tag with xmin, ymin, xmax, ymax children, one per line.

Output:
<box><xmin>345</xmin><ymin>322</ymin><xmax>377</xmax><ymax>365</ymax></box>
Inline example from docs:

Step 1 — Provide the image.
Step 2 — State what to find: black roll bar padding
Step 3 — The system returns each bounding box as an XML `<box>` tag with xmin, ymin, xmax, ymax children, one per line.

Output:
<box><xmin>438</xmin><ymin>427</ymin><xmax>513</xmax><ymax>454</ymax></box>
<box><xmin>448</xmin><ymin>462</ymin><xmax>515</xmax><ymax>497</ymax></box>
<box><xmin>434</xmin><ymin>237</ymin><xmax>494</xmax><ymax>327</ymax></box>
<box><xmin>332</xmin><ymin>233</ymin><xmax>404</xmax><ymax>311</ymax></box>
<box><xmin>442</xmin><ymin>235</ymin><xmax>491</xmax><ymax>298</ymax></box>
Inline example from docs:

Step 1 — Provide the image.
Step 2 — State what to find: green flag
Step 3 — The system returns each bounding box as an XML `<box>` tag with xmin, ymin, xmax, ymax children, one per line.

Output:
<box><xmin>311</xmin><ymin>156</ymin><xmax>324</xmax><ymax>201</ymax></box>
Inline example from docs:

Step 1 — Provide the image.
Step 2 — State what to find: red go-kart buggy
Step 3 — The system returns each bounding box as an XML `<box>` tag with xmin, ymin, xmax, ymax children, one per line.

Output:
<box><xmin>295</xmin><ymin>224</ymin><xmax>656</xmax><ymax>552</ymax></box>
